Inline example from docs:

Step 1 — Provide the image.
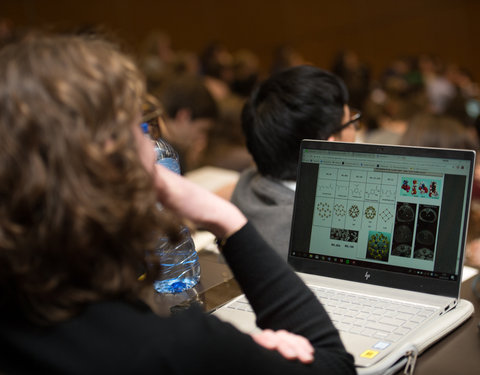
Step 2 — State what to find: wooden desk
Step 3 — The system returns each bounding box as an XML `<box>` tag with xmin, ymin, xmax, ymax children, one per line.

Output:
<box><xmin>405</xmin><ymin>275</ymin><xmax>480</xmax><ymax>375</ymax></box>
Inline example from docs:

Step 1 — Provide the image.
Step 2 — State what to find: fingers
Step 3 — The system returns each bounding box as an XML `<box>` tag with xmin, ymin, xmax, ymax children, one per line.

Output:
<box><xmin>251</xmin><ymin>329</ymin><xmax>314</xmax><ymax>364</ymax></box>
<box><xmin>251</xmin><ymin>329</ymin><xmax>277</xmax><ymax>349</ymax></box>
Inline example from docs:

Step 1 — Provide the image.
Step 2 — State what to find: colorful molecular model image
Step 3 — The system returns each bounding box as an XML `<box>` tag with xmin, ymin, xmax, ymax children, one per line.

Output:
<box><xmin>400</xmin><ymin>177</ymin><xmax>441</xmax><ymax>199</ymax></box>
<box><xmin>366</xmin><ymin>231</ymin><xmax>391</xmax><ymax>262</ymax></box>
<box><xmin>401</xmin><ymin>179</ymin><xmax>411</xmax><ymax>193</ymax></box>
<box><xmin>429</xmin><ymin>181</ymin><xmax>439</xmax><ymax>198</ymax></box>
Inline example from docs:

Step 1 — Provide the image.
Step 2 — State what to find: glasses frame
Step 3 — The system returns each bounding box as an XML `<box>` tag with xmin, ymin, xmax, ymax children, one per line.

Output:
<box><xmin>141</xmin><ymin>107</ymin><xmax>166</xmax><ymax>141</ymax></box>
<box><xmin>141</xmin><ymin>108</ymin><xmax>164</xmax><ymax>125</ymax></box>
<box><xmin>332</xmin><ymin>108</ymin><xmax>362</xmax><ymax>134</ymax></box>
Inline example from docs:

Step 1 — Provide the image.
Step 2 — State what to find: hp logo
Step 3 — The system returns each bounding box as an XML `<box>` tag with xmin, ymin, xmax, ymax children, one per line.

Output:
<box><xmin>364</xmin><ymin>272</ymin><xmax>371</xmax><ymax>280</ymax></box>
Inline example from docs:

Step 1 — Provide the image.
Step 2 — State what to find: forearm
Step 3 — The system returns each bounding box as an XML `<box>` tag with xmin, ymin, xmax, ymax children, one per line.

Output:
<box><xmin>222</xmin><ymin>223</ymin><xmax>345</xmax><ymax>350</ymax></box>
<box><xmin>153</xmin><ymin>164</ymin><xmax>247</xmax><ymax>238</ymax></box>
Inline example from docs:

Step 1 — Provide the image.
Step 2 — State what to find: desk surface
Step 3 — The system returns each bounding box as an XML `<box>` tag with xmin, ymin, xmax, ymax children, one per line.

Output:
<box><xmin>155</xmin><ymin>251</ymin><xmax>480</xmax><ymax>374</ymax></box>
<box><xmin>408</xmin><ymin>274</ymin><xmax>480</xmax><ymax>375</ymax></box>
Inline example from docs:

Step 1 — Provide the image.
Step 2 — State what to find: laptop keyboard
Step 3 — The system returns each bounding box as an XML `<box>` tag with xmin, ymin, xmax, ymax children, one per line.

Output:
<box><xmin>309</xmin><ymin>285</ymin><xmax>438</xmax><ymax>342</ymax></box>
<box><xmin>227</xmin><ymin>287</ymin><xmax>438</xmax><ymax>343</ymax></box>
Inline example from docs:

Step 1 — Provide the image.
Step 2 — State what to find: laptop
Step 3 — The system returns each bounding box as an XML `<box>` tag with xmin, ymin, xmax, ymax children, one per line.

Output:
<box><xmin>214</xmin><ymin>140</ymin><xmax>475</xmax><ymax>374</ymax></box>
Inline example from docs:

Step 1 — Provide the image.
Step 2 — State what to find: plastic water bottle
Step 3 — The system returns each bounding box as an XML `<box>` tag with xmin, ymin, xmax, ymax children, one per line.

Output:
<box><xmin>153</xmin><ymin>227</ymin><xmax>201</xmax><ymax>294</ymax></box>
<box><xmin>141</xmin><ymin>123</ymin><xmax>201</xmax><ymax>294</ymax></box>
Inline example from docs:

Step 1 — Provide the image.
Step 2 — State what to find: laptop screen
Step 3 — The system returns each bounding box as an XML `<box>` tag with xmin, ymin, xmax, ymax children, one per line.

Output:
<box><xmin>289</xmin><ymin>140</ymin><xmax>475</xmax><ymax>297</ymax></box>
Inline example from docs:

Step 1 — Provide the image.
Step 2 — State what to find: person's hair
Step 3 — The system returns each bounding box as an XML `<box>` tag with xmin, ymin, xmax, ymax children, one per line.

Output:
<box><xmin>400</xmin><ymin>113</ymin><xmax>479</xmax><ymax>150</ymax></box>
<box><xmin>156</xmin><ymin>74</ymin><xmax>218</xmax><ymax>121</ymax></box>
<box><xmin>241</xmin><ymin>65</ymin><xmax>348</xmax><ymax>180</ymax></box>
<box><xmin>0</xmin><ymin>33</ymin><xmax>175</xmax><ymax>324</ymax></box>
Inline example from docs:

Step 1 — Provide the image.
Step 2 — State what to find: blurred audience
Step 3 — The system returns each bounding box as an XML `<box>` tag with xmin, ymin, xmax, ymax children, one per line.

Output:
<box><xmin>399</xmin><ymin>112</ymin><xmax>478</xmax><ymax>150</ymax></box>
<box><xmin>199</xmin><ymin>41</ymin><xmax>234</xmax><ymax>101</ymax></box>
<box><xmin>153</xmin><ymin>74</ymin><xmax>218</xmax><ymax>173</ymax></box>
<box><xmin>231</xmin><ymin>48</ymin><xmax>260</xmax><ymax>98</ymax></box>
<box><xmin>362</xmin><ymin>83</ymin><xmax>427</xmax><ymax>145</ymax></box>
<box><xmin>270</xmin><ymin>44</ymin><xmax>308</xmax><ymax>75</ymax></box>
<box><xmin>418</xmin><ymin>54</ymin><xmax>456</xmax><ymax>114</ymax></box>
<box><xmin>200</xmin><ymin>94</ymin><xmax>253</xmax><ymax>173</ymax></box>
<box><xmin>139</xmin><ymin>30</ymin><xmax>175</xmax><ymax>91</ymax></box>
<box><xmin>331</xmin><ymin>50</ymin><xmax>371</xmax><ymax>111</ymax></box>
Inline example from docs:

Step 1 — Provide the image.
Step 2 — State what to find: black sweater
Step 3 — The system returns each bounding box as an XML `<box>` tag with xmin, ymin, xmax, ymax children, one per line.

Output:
<box><xmin>0</xmin><ymin>223</ymin><xmax>355</xmax><ymax>374</ymax></box>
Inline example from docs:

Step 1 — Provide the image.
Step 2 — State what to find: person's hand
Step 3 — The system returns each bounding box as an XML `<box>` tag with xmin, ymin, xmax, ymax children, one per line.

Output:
<box><xmin>251</xmin><ymin>329</ymin><xmax>314</xmax><ymax>364</ymax></box>
<box><xmin>153</xmin><ymin>164</ymin><xmax>247</xmax><ymax>240</ymax></box>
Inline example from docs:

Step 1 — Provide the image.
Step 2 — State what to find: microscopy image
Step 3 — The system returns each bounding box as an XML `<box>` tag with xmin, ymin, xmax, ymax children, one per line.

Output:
<box><xmin>418</xmin><ymin>206</ymin><xmax>438</xmax><ymax>224</ymax></box>
<box><xmin>366</xmin><ymin>231</ymin><xmax>391</xmax><ymax>262</ymax></box>
<box><xmin>416</xmin><ymin>230</ymin><xmax>435</xmax><ymax>246</ymax></box>
<box><xmin>413</xmin><ymin>204</ymin><xmax>439</xmax><ymax>261</ymax></box>
<box><xmin>392</xmin><ymin>244</ymin><xmax>412</xmax><ymax>257</ymax></box>
<box><xmin>391</xmin><ymin>202</ymin><xmax>417</xmax><ymax>258</ymax></box>
<box><xmin>330</xmin><ymin>228</ymin><xmax>359</xmax><ymax>243</ymax></box>
<box><xmin>414</xmin><ymin>247</ymin><xmax>434</xmax><ymax>260</ymax></box>
<box><xmin>396</xmin><ymin>203</ymin><xmax>416</xmax><ymax>222</ymax></box>
<box><xmin>393</xmin><ymin>225</ymin><xmax>413</xmax><ymax>243</ymax></box>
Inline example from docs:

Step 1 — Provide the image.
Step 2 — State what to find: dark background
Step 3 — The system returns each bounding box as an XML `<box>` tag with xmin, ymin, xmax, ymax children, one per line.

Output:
<box><xmin>1</xmin><ymin>0</ymin><xmax>479</xmax><ymax>80</ymax></box>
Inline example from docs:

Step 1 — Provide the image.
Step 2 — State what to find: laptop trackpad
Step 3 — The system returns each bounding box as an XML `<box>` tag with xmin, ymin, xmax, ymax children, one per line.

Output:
<box><xmin>213</xmin><ymin>309</ymin><xmax>260</xmax><ymax>334</ymax></box>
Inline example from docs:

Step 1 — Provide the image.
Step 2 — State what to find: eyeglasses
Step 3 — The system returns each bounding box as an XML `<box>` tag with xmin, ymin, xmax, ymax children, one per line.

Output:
<box><xmin>141</xmin><ymin>108</ymin><xmax>166</xmax><ymax>140</ymax></box>
<box><xmin>332</xmin><ymin>108</ymin><xmax>362</xmax><ymax>134</ymax></box>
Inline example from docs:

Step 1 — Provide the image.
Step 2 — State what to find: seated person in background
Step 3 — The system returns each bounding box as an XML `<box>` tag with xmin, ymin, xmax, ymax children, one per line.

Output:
<box><xmin>231</xmin><ymin>65</ymin><xmax>358</xmax><ymax>258</ymax></box>
<box><xmin>200</xmin><ymin>94</ymin><xmax>254</xmax><ymax>174</ymax></box>
<box><xmin>399</xmin><ymin>112</ymin><xmax>479</xmax><ymax>150</ymax></box>
<box><xmin>154</xmin><ymin>74</ymin><xmax>218</xmax><ymax>172</ymax></box>
<box><xmin>0</xmin><ymin>33</ymin><xmax>355</xmax><ymax>374</ymax></box>
<box><xmin>362</xmin><ymin>82</ymin><xmax>427</xmax><ymax>145</ymax></box>
<box><xmin>399</xmin><ymin>113</ymin><xmax>480</xmax><ymax>268</ymax></box>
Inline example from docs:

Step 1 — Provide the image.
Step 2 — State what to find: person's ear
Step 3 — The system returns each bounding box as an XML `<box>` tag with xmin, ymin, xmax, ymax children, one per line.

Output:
<box><xmin>327</xmin><ymin>134</ymin><xmax>337</xmax><ymax>141</ymax></box>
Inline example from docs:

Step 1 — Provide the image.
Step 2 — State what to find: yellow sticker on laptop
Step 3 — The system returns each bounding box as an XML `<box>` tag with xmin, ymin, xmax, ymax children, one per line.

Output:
<box><xmin>360</xmin><ymin>349</ymin><xmax>379</xmax><ymax>359</ymax></box>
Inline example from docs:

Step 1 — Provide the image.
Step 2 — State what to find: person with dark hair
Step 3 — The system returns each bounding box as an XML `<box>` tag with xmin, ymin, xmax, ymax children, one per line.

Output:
<box><xmin>399</xmin><ymin>112</ymin><xmax>479</xmax><ymax>150</ymax></box>
<box><xmin>154</xmin><ymin>74</ymin><xmax>218</xmax><ymax>172</ymax></box>
<box><xmin>0</xmin><ymin>33</ymin><xmax>355</xmax><ymax>374</ymax></box>
<box><xmin>231</xmin><ymin>65</ymin><xmax>358</xmax><ymax>257</ymax></box>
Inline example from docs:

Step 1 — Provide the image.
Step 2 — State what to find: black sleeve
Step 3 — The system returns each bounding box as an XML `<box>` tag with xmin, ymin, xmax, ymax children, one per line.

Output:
<box><xmin>217</xmin><ymin>222</ymin><xmax>355</xmax><ymax>372</ymax></box>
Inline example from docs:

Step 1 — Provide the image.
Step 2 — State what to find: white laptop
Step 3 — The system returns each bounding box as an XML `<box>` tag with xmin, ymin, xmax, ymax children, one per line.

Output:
<box><xmin>214</xmin><ymin>140</ymin><xmax>475</xmax><ymax>374</ymax></box>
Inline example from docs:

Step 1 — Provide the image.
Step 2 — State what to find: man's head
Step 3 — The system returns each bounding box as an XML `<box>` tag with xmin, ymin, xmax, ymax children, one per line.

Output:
<box><xmin>242</xmin><ymin>65</ymin><xmax>354</xmax><ymax>180</ymax></box>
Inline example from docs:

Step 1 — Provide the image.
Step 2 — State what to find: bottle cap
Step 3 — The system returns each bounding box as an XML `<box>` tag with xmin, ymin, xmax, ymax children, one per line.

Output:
<box><xmin>140</xmin><ymin>122</ymin><xmax>149</xmax><ymax>134</ymax></box>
